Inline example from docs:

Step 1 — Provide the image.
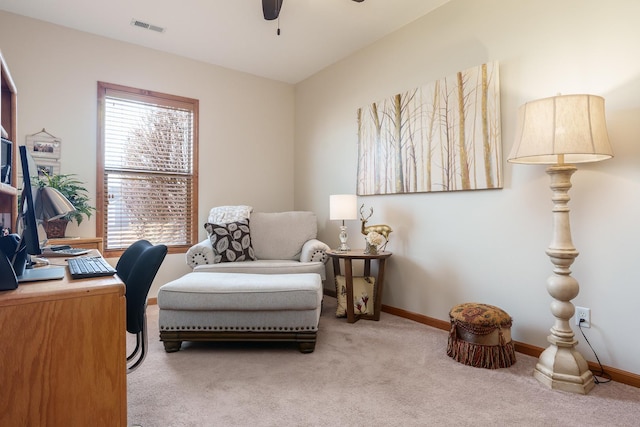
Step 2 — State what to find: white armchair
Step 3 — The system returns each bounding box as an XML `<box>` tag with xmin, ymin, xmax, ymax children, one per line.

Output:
<box><xmin>186</xmin><ymin>210</ymin><xmax>330</xmax><ymax>279</ymax></box>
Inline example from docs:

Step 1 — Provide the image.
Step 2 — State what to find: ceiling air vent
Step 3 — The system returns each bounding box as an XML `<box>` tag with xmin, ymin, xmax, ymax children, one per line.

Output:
<box><xmin>130</xmin><ymin>19</ymin><xmax>165</xmax><ymax>33</ymax></box>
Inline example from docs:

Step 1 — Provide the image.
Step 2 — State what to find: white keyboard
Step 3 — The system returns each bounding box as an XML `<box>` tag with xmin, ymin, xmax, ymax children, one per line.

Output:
<box><xmin>42</xmin><ymin>246</ymin><xmax>90</xmax><ymax>257</ymax></box>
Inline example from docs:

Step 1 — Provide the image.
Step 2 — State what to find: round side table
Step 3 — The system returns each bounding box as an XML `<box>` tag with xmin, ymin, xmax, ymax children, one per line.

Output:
<box><xmin>326</xmin><ymin>249</ymin><xmax>392</xmax><ymax>323</ymax></box>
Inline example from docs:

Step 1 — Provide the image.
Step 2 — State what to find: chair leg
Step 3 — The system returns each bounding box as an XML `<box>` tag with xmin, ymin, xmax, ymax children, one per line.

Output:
<box><xmin>127</xmin><ymin>312</ymin><xmax>148</xmax><ymax>374</ymax></box>
<box><xmin>127</xmin><ymin>334</ymin><xmax>142</xmax><ymax>362</ymax></box>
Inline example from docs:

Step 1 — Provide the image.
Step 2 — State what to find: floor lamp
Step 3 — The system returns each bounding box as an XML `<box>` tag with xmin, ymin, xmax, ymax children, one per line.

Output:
<box><xmin>508</xmin><ymin>94</ymin><xmax>614</xmax><ymax>394</ymax></box>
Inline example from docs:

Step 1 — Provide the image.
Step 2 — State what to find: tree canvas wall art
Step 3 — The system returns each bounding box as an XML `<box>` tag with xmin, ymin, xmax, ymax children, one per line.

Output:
<box><xmin>357</xmin><ymin>62</ymin><xmax>502</xmax><ymax>195</ymax></box>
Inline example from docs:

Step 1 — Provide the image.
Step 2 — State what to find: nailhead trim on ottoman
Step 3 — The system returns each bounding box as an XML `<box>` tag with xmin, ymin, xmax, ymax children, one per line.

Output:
<box><xmin>446</xmin><ymin>302</ymin><xmax>516</xmax><ymax>369</ymax></box>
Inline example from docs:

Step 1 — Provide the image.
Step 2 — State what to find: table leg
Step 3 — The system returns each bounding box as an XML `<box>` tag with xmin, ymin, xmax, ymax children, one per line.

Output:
<box><xmin>344</xmin><ymin>258</ymin><xmax>356</xmax><ymax>323</ymax></box>
<box><xmin>331</xmin><ymin>257</ymin><xmax>340</xmax><ymax>276</ymax></box>
<box><xmin>373</xmin><ymin>258</ymin><xmax>387</xmax><ymax>321</ymax></box>
<box><xmin>364</xmin><ymin>259</ymin><xmax>371</xmax><ymax>277</ymax></box>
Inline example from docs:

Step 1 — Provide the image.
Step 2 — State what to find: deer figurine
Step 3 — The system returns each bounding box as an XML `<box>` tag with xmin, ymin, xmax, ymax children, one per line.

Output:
<box><xmin>360</xmin><ymin>204</ymin><xmax>393</xmax><ymax>250</ymax></box>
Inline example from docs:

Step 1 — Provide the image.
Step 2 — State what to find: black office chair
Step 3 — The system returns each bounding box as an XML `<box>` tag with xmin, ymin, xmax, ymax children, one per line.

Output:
<box><xmin>116</xmin><ymin>239</ymin><xmax>167</xmax><ymax>373</ymax></box>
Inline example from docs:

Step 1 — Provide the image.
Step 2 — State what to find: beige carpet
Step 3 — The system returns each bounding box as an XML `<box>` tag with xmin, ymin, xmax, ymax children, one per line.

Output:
<box><xmin>128</xmin><ymin>297</ymin><xmax>639</xmax><ymax>426</ymax></box>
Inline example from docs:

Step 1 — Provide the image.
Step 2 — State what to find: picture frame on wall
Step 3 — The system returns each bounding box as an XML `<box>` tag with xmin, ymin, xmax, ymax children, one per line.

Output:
<box><xmin>25</xmin><ymin>128</ymin><xmax>61</xmax><ymax>160</ymax></box>
<box><xmin>35</xmin><ymin>158</ymin><xmax>60</xmax><ymax>176</ymax></box>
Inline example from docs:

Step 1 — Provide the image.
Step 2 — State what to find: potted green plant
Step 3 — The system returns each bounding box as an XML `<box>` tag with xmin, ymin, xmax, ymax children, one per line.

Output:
<box><xmin>34</xmin><ymin>172</ymin><xmax>96</xmax><ymax>239</ymax></box>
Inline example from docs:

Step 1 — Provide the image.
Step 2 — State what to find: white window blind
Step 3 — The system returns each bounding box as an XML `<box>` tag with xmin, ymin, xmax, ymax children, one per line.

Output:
<box><xmin>99</xmin><ymin>84</ymin><xmax>198</xmax><ymax>252</ymax></box>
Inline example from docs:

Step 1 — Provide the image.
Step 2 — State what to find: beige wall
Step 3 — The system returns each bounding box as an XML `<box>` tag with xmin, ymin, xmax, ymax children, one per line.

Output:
<box><xmin>295</xmin><ymin>0</ymin><xmax>640</xmax><ymax>375</ymax></box>
<box><xmin>0</xmin><ymin>11</ymin><xmax>296</xmax><ymax>297</ymax></box>
<box><xmin>2</xmin><ymin>0</ymin><xmax>639</xmax><ymax>376</ymax></box>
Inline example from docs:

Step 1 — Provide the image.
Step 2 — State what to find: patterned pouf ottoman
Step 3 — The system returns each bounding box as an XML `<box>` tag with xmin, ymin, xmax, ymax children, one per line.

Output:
<box><xmin>446</xmin><ymin>302</ymin><xmax>516</xmax><ymax>369</ymax></box>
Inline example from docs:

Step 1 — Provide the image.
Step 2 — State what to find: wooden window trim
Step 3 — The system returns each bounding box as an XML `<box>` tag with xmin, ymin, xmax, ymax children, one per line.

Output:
<box><xmin>97</xmin><ymin>81</ymin><xmax>199</xmax><ymax>257</ymax></box>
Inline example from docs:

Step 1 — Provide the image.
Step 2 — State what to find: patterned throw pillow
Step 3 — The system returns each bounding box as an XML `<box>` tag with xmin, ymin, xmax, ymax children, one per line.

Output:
<box><xmin>334</xmin><ymin>275</ymin><xmax>376</xmax><ymax>317</ymax></box>
<box><xmin>204</xmin><ymin>219</ymin><xmax>256</xmax><ymax>263</ymax></box>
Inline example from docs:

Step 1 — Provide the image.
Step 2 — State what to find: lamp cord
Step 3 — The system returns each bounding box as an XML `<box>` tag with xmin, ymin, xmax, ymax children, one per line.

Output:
<box><xmin>578</xmin><ymin>320</ymin><xmax>612</xmax><ymax>384</ymax></box>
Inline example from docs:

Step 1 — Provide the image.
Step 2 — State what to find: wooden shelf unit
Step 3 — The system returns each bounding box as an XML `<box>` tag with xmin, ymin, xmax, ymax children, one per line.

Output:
<box><xmin>0</xmin><ymin>50</ymin><xmax>18</xmax><ymax>233</ymax></box>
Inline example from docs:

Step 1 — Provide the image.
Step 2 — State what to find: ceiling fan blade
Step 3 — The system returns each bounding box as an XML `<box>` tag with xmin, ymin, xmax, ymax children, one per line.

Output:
<box><xmin>263</xmin><ymin>0</ymin><xmax>284</xmax><ymax>21</ymax></box>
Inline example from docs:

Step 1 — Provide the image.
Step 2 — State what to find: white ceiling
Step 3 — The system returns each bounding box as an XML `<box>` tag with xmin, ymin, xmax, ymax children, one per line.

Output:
<box><xmin>0</xmin><ymin>0</ymin><xmax>449</xmax><ymax>84</ymax></box>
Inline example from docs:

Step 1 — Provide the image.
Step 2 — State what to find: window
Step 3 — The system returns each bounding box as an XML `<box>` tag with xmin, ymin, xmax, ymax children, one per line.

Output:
<box><xmin>97</xmin><ymin>82</ymin><xmax>198</xmax><ymax>256</ymax></box>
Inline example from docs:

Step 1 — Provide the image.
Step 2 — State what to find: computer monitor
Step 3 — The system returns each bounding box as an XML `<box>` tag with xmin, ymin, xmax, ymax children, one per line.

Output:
<box><xmin>2</xmin><ymin>146</ymin><xmax>65</xmax><ymax>284</ymax></box>
<box><xmin>15</xmin><ymin>145</ymin><xmax>42</xmax><ymax>261</ymax></box>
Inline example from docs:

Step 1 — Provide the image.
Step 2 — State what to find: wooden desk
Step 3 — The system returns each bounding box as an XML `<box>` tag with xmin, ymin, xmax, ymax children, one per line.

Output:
<box><xmin>0</xmin><ymin>257</ymin><xmax>126</xmax><ymax>426</ymax></box>
<box><xmin>327</xmin><ymin>249</ymin><xmax>392</xmax><ymax>323</ymax></box>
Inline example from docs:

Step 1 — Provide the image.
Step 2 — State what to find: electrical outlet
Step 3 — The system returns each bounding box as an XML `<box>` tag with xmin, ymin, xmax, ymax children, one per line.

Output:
<box><xmin>575</xmin><ymin>306</ymin><xmax>591</xmax><ymax>328</ymax></box>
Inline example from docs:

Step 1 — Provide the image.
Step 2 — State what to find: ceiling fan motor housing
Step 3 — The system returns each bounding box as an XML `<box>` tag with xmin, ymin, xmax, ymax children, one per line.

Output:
<box><xmin>262</xmin><ymin>0</ymin><xmax>283</xmax><ymax>21</ymax></box>
<box><xmin>262</xmin><ymin>0</ymin><xmax>363</xmax><ymax>21</ymax></box>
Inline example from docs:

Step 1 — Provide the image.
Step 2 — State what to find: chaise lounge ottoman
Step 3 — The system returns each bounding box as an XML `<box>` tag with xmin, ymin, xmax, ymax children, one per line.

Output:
<box><xmin>158</xmin><ymin>272</ymin><xmax>323</xmax><ymax>353</ymax></box>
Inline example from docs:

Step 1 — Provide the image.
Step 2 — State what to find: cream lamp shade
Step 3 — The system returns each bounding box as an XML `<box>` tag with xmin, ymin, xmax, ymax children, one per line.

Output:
<box><xmin>508</xmin><ymin>94</ymin><xmax>614</xmax><ymax>164</ymax></box>
<box><xmin>330</xmin><ymin>194</ymin><xmax>357</xmax><ymax>252</ymax></box>
<box><xmin>329</xmin><ymin>194</ymin><xmax>358</xmax><ymax>221</ymax></box>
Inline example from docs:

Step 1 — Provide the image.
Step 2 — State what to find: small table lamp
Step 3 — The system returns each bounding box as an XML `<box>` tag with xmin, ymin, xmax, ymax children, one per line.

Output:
<box><xmin>329</xmin><ymin>194</ymin><xmax>357</xmax><ymax>252</ymax></box>
<box><xmin>508</xmin><ymin>94</ymin><xmax>614</xmax><ymax>394</ymax></box>
<box><xmin>35</xmin><ymin>187</ymin><xmax>76</xmax><ymax>221</ymax></box>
